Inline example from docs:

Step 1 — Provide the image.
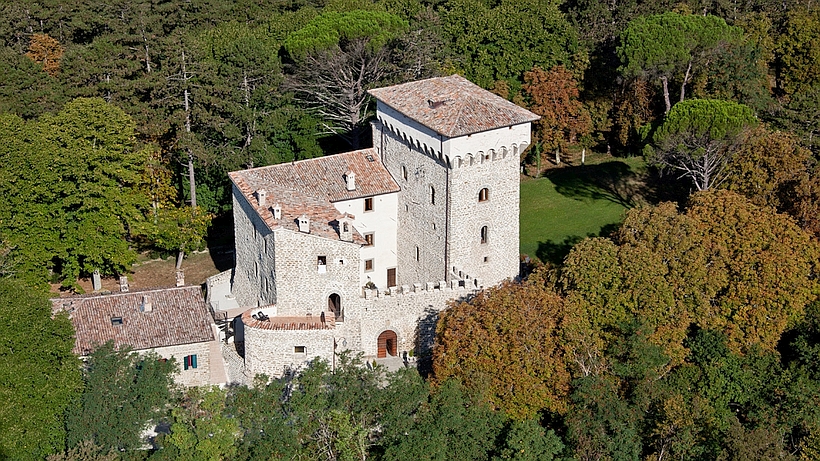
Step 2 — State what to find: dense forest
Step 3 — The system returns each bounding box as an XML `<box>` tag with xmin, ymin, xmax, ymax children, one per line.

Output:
<box><xmin>2</xmin><ymin>0</ymin><xmax>820</xmax><ymax>459</ymax></box>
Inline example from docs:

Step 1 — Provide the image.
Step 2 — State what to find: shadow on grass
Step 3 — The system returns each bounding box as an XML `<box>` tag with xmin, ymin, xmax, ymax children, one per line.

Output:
<box><xmin>535</xmin><ymin>223</ymin><xmax>621</xmax><ymax>265</ymax></box>
<box><xmin>545</xmin><ymin>161</ymin><xmax>645</xmax><ymax>208</ymax></box>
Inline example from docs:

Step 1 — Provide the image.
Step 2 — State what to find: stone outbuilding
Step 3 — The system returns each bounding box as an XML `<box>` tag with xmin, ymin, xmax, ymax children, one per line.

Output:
<box><xmin>52</xmin><ymin>286</ymin><xmax>227</xmax><ymax>387</ymax></box>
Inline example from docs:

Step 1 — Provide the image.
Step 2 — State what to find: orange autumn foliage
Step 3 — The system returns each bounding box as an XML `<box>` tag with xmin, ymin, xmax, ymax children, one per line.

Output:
<box><xmin>433</xmin><ymin>267</ymin><xmax>570</xmax><ymax>420</ymax></box>
<box><xmin>26</xmin><ymin>33</ymin><xmax>64</xmax><ymax>77</ymax></box>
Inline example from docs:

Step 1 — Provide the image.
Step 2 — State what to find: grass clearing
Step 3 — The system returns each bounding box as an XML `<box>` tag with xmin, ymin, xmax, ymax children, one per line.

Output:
<box><xmin>520</xmin><ymin>154</ymin><xmax>647</xmax><ymax>264</ymax></box>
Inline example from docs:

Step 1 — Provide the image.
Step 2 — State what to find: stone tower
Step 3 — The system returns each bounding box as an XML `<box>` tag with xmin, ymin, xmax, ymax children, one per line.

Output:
<box><xmin>369</xmin><ymin>75</ymin><xmax>539</xmax><ymax>288</ymax></box>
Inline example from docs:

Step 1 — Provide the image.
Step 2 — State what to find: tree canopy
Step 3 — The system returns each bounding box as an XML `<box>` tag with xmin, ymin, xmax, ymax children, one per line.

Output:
<box><xmin>434</xmin><ymin>267</ymin><xmax>569</xmax><ymax>419</ymax></box>
<box><xmin>0</xmin><ymin>279</ymin><xmax>81</xmax><ymax>460</ymax></box>
<box><xmin>645</xmin><ymin>98</ymin><xmax>758</xmax><ymax>191</ymax></box>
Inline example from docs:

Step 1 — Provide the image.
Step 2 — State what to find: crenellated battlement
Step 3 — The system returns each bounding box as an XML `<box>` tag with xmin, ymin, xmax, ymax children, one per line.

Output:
<box><xmin>375</xmin><ymin>117</ymin><xmax>529</xmax><ymax>170</ymax></box>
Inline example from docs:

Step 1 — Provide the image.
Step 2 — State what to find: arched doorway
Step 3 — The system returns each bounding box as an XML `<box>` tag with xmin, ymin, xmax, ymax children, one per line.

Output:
<box><xmin>377</xmin><ymin>330</ymin><xmax>397</xmax><ymax>358</ymax></box>
<box><xmin>327</xmin><ymin>294</ymin><xmax>342</xmax><ymax>322</ymax></box>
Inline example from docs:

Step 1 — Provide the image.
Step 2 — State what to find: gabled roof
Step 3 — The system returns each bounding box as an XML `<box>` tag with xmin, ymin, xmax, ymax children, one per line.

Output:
<box><xmin>368</xmin><ymin>75</ymin><xmax>540</xmax><ymax>138</ymax></box>
<box><xmin>228</xmin><ymin>148</ymin><xmax>399</xmax><ymax>242</ymax></box>
<box><xmin>52</xmin><ymin>286</ymin><xmax>214</xmax><ymax>355</ymax></box>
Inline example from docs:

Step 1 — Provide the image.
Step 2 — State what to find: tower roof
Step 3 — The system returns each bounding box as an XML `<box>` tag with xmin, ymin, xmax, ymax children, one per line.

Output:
<box><xmin>368</xmin><ymin>75</ymin><xmax>539</xmax><ymax>138</ymax></box>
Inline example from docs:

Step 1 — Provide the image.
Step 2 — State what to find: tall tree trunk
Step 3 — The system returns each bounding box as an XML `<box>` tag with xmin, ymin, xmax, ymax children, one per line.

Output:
<box><xmin>242</xmin><ymin>70</ymin><xmax>254</xmax><ymax>168</ymax></box>
<box><xmin>679</xmin><ymin>61</ymin><xmax>692</xmax><ymax>103</ymax></box>
<box><xmin>661</xmin><ymin>76</ymin><xmax>671</xmax><ymax>114</ymax></box>
<box><xmin>181</xmin><ymin>51</ymin><xmax>196</xmax><ymax>210</ymax></box>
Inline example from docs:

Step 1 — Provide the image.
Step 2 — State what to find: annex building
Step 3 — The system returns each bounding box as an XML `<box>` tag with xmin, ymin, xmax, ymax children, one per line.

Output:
<box><xmin>211</xmin><ymin>75</ymin><xmax>538</xmax><ymax>378</ymax></box>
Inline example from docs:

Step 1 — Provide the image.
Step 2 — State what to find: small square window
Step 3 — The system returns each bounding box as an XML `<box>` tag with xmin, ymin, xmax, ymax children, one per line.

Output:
<box><xmin>364</xmin><ymin>197</ymin><xmax>374</xmax><ymax>211</ymax></box>
<box><xmin>364</xmin><ymin>233</ymin><xmax>374</xmax><ymax>246</ymax></box>
<box><xmin>483</xmin><ymin>256</ymin><xmax>489</xmax><ymax>263</ymax></box>
<box><xmin>111</xmin><ymin>317</ymin><xmax>123</xmax><ymax>326</ymax></box>
<box><xmin>294</xmin><ymin>346</ymin><xmax>306</xmax><ymax>353</ymax></box>
<box><xmin>183</xmin><ymin>354</ymin><xmax>197</xmax><ymax>370</ymax></box>
<box><xmin>365</xmin><ymin>259</ymin><xmax>374</xmax><ymax>271</ymax></box>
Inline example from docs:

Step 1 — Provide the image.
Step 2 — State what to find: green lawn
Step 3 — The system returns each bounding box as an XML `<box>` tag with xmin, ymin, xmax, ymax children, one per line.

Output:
<box><xmin>520</xmin><ymin>155</ymin><xmax>647</xmax><ymax>264</ymax></box>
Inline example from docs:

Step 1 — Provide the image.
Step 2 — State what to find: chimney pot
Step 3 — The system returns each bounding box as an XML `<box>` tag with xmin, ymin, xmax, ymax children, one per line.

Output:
<box><xmin>257</xmin><ymin>189</ymin><xmax>267</xmax><ymax>207</ymax></box>
<box><xmin>141</xmin><ymin>295</ymin><xmax>153</xmax><ymax>312</ymax></box>
<box><xmin>344</xmin><ymin>171</ymin><xmax>356</xmax><ymax>191</ymax></box>
<box><xmin>119</xmin><ymin>276</ymin><xmax>129</xmax><ymax>292</ymax></box>
<box><xmin>298</xmin><ymin>214</ymin><xmax>310</xmax><ymax>233</ymax></box>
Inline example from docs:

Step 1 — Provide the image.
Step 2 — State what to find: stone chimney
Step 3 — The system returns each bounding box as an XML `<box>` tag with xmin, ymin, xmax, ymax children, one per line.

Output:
<box><xmin>271</xmin><ymin>203</ymin><xmax>282</xmax><ymax>220</ymax></box>
<box><xmin>119</xmin><ymin>276</ymin><xmax>129</xmax><ymax>292</ymax></box>
<box><xmin>141</xmin><ymin>295</ymin><xmax>152</xmax><ymax>313</ymax></box>
<box><xmin>256</xmin><ymin>189</ymin><xmax>267</xmax><ymax>207</ymax></box>
<box><xmin>344</xmin><ymin>171</ymin><xmax>356</xmax><ymax>191</ymax></box>
<box><xmin>175</xmin><ymin>270</ymin><xmax>185</xmax><ymax>287</ymax></box>
<box><xmin>91</xmin><ymin>269</ymin><xmax>102</xmax><ymax>291</ymax></box>
<box><xmin>298</xmin><ymin>214</ymin><xmax>310</xmax><ymax>233</ymax></box>
<box><xmin>339</xmin><ymin>214</ymin><xmax>353</xmax><ymax>242</ymax></box>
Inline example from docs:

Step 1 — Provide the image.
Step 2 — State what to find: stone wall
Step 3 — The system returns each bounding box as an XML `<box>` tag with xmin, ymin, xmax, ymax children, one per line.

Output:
<box><xmin>244</xmin><ymin>325</ymin><xmax>337</xmax><ymax>379</ymax></box>
<box><xmin>232</xmin><ymin>186</ymin><xmax>277</xmax><ymax>308</ymax></box>
<box><xmin>241</xmin><ymin>280</ymin><xmax>476</xmax><ymax>379</ymax></box>
<box><xmin>377</xmin><ymin>122</ymin><xmax>449</xmax><ymax>286</ymax></box>
<box><xmin>446</xmin><ymin>134</ymin><xmax>526</xmax><ymax>286</ymax></box>
<box><xmin>150</xmin><ymin>341</ymin><xmax>214</xmax><ymax>387</ymax></box>
<box><xmin>272</xmin><ymin>229</ymin><xmax>362</xmax><ymax>319</ymax></box>
<box><xmin>356</xmin><ymin>283</ymin><xmax>475</xmax><ymax>357</ymax></box>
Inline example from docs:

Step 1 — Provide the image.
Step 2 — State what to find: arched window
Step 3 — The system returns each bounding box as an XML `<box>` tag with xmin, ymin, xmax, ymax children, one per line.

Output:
<box><xmin>430</xmin><ymin>186</ymin><xmax>435</xmax><ymax>205</ymax></box>
<box><xmin>478</xmin><ymin>188</ymin><xmax>489</xmax><ymax>202</ymax></box>
<box><xmin>480</xmin><ymin>226</ymin><xmax>489</xmax><ymax>244</ymax></box>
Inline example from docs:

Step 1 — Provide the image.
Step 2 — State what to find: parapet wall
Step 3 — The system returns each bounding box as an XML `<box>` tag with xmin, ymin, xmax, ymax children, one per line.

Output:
<box><xmin>241</xmin><ymin>279</ymin><xmax>476</xmax><ymax>379</ymax></box>
<box><xmin>357</xmin><ymin>282</ymin><xmax>475</xmax><ymax>358</ymax></box>
<box><xmin>244</xmin><ymin>323</ymin><xmax>336</xmax><ymax>379</ymax></box>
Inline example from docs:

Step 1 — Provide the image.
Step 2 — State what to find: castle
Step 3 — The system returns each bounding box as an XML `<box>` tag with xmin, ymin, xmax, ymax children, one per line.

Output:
<box><xmin>213</xmin><ymin>75</ymin><xmax>538</xmax><ymax>378</ymax></box>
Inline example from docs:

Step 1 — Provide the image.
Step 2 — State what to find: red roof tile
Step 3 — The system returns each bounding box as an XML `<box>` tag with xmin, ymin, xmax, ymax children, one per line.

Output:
<box><xmin>241</xmin><ymin>310</ymin><xmax>335</xmax><ymax>331</ymax></box>
<box><xmin>52</xmin><ymin>286</ymin><xmax>214</xmax><ymax>354</ymax></box>
<box><xmin>368</xmin><ymin>75</ymin><xmax>540</xmax><ymax>137</ymax></box>
<box><xmin>228</xmin><ymin>149</ymin><xmax>398</xmax><ymax>242</ymax></box>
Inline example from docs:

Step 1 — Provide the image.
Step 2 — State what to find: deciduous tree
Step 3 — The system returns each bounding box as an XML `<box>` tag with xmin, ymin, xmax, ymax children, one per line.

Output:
<box><xmin>65</xmin><ymin>342</ymin><xmax>176</xmax><ymax>452</ymax></box>
<box><xmin>523</xmin><ymin>66</ymin><xmax>592</xmax><ymax>163</ymax></box>
<box><xmin>722</xmin><ymin>125</ymin><xmax>811</xmax><ymax>211</ymax></box>
<box><xmin>0</xmin><ymin>279</ymin><xmax>81</xmax><ymax>460</ymax></box>
<box><xmin>25</xmin><ymin>33</ymin><xmax>64</xmax><ymax>76</ymax></box>
<box><xmin>434</xmin><ymin>267</ymin><xmax>569</xmax><ymax>419</ymax></box>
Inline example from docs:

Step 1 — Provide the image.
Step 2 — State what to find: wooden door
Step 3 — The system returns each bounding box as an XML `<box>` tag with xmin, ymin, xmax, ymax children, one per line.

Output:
<box><xmin>377</xmin><ymin>330</ymin><xmax>397</xmax><ymax>358</ymax></box>
<box><xmin>387</xmin><ymin>268</ymin><xmax>396</xmax><ymax>288</ymax></box>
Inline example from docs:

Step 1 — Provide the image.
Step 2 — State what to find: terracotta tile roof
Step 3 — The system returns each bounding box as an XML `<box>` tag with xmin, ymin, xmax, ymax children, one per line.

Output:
<box><xmin>52</xmin><ymin>286</ymin><xmax>214</xmax><ymax>355</ymax></box>
<box><xmin>368</xmin><ymin>75</ymin><xmax>540</xmax><ymax>138</ymax></box>
<box><xmin>241</xmin><ymin>310</ymin><xmax>335</xmax><ymax>331</ymax></box>
<box><xmin>228</xmin><ymin>149</ymin><xmax>398</xmax><ymax>242</ymax></box>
